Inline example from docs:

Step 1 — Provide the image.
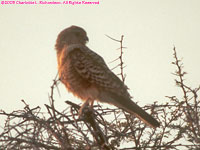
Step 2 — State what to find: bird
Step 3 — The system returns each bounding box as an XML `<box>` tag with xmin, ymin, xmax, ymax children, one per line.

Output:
<box><xmin>55</xmin><ymin>25</ymin><xmax>160</xmax><ymax>128</ymax></box>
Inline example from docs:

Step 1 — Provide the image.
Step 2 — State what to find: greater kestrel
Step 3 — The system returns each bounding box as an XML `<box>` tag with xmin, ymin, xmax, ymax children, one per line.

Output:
<box><xmin>55</xmin><ymin>26</ymin><xmax>160</xmax><ymax>128</ymax></box>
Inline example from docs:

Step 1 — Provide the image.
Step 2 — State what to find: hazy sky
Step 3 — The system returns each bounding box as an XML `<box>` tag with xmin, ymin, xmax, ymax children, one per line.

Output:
<box><xmin>0</xmin><ymin>0</ymin><xmax>200</xmax><ymax>122</ymax></box>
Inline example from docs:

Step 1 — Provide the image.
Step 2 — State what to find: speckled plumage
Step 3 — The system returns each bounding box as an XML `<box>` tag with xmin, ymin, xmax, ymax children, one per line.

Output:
<box><xmin>55</xmin><ymin>26</ymin><xmax>160</xmax><ymax>128</ymax></box>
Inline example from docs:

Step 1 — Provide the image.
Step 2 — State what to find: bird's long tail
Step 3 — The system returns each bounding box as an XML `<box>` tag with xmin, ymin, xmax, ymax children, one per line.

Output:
<box><xmin>102</xmin><ymin>92</ymin><xmax>160</xmax><ymax>128</ymax></box>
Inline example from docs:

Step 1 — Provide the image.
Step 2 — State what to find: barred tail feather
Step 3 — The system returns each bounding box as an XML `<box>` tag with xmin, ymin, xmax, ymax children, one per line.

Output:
<box><xmin>99</xmin><ymin>92</ymin><xmax>160</xmax><ymax>128</ymax></box>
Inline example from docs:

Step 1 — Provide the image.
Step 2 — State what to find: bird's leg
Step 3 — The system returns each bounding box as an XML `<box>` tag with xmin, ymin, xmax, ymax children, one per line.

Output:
<box><xmin>90</xmin><ymin>100</ymin><xmax>94</xmax><ymax>109</ymax></box>
<box><xmin>79</xmin><ymin>99</ymin><xmax>90</xmax><ymax>117</ymax></box>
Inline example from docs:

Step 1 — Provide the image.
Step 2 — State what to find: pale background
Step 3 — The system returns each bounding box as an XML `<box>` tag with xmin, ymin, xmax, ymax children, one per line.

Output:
<box><xmin>0</xmin><ymin>0</ymin><xmax>200</xmax><ymax>127</ymax></box>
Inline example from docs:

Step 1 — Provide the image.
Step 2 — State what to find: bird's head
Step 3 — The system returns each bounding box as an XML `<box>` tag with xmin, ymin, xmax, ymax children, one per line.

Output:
<box><xmin>55</xmin><ymin>25</ymin><xmax>89</xmax><ymax>52</ymax></box>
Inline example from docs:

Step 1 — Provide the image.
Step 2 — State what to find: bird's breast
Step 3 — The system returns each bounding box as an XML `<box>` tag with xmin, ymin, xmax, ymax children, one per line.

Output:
<box><xmin>57</xmin><ymin>52</ymin><xmax>99</xmax><ymax>101</ymax></box>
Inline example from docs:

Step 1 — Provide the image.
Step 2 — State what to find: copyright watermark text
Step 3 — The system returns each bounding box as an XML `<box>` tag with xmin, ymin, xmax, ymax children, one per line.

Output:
<box><xmin>0</xmin><ymin>0</ymin><xmax>100</xmax><ymax>5</ymax></box>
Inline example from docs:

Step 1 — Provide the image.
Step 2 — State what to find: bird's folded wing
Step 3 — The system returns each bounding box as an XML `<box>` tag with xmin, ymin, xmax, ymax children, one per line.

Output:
<box><xmin>69</xmin><ymin>47</ymin><xmax>126</xmax><ymax>92</ymax></box>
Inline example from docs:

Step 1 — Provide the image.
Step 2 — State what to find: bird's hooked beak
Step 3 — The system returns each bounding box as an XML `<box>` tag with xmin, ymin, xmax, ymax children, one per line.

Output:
<box><xmin>85</xmin><ymin>36</ymin><xmax>89</xmax><ymax>42</ymax></box>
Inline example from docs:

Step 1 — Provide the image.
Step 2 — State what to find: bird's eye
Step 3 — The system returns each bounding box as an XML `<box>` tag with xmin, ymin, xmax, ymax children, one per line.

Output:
<box><xmin>75</xmin><ymin>32</ymin><xmax>80</xmax><ymax>36</ymax></box>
